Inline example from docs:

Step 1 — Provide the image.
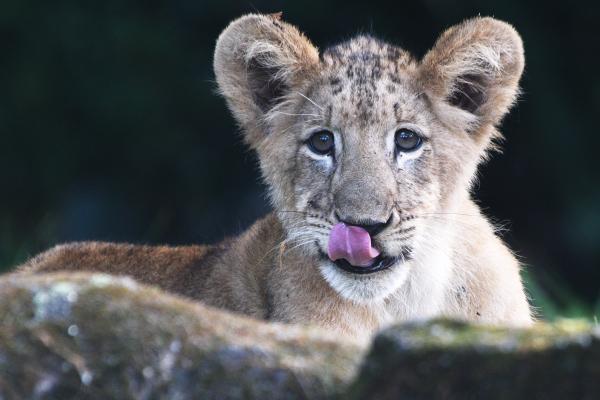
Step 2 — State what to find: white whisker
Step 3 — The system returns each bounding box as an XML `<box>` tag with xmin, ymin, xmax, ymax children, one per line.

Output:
<box><xmin>272</xmin><ymin>111</ymin><xmax>321</xmax><ymax>118</ymax></box>
<box><xmin>294</xmin><ymin>91</ymin><xmax>324</xmax><ymax>111</ymax></box>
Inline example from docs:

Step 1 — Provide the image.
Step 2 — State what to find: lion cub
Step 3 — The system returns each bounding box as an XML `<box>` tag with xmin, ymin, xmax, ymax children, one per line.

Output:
<box><xmin>18</xmin><ymin>14</ymin><xmax>532</xmax><ymax>343</ymax></box>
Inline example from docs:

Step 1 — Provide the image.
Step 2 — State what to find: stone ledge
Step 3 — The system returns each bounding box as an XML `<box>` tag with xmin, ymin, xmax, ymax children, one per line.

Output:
<box><xmin>2</xmin><ymin>272</ymin><xmax>599</xmax><ymax>399</ymax></box>
<box><xmin>349</xmin><ymin>319</ymin><xmax>600</xmax><ymax>399</ymax></box>
<box><xmin>0</xmin><ymin>272</ymin><xmax>362</xmax><ymax>399</ymax></box>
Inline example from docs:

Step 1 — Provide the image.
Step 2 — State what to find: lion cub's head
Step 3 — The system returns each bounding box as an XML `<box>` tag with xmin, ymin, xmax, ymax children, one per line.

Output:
<box><xmin>214</xmin><ymin>14</ymin><xmax>524</xmax><ymax>303</ymax></box>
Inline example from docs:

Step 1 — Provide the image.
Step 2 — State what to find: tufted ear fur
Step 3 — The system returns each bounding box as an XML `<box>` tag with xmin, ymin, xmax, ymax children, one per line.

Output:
<box><xmin>214</xmin><ymin>13</ymin><xmax>320</xmax><ymax>147</ymax></box>
<box><xmin>419</xmin><ymin>17</ymin><xmax>524</xmax><ymax>133</ymax></box>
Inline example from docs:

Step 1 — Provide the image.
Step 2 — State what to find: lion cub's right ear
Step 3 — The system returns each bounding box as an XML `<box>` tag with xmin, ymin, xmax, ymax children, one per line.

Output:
<box><xmin>214</xmin><ymin>13</ymin><xmax>320</xmax><ymax>148</ymax></box>
<box><xmin>419</xmin><ymin>17</ymin><xmax>524</xmax><ymax>136</ymax></box>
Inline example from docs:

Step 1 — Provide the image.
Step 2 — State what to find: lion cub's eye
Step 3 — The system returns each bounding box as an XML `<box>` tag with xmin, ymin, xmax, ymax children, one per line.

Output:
<box><xmin>395</xmin><ymin>129</ymin><xmax>422</xmax><ymax>152</ymax></box>
<box><xmin>307</xmin><ymin>130</ymin><xmax>335</xmax><ymax>155</ymax></box>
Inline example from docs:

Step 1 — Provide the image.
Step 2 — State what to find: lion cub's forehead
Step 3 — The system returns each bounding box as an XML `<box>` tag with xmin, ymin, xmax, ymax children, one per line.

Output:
<box><xmin>315</xmin><ymin>35</ymin><xmax>423</xmax><ymax>130</ymax></box>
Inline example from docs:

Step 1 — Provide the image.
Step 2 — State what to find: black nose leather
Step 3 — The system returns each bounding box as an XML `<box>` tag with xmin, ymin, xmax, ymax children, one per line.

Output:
<box><xmin>336</xmin><ymin>214</ymin><xmax>392</xmax><ymax>237</ymax></box>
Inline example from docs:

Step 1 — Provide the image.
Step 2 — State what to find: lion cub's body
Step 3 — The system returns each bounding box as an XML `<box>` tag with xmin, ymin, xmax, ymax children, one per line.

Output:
<box><xmin>20</xmin><ymin>200</ymin><xmax>530</xmax><ymax>342</ymax></box>
<box><xmin>17</xmin><ymin>14</ymin><xmax>532</xmax><ymax>343</ymax></box>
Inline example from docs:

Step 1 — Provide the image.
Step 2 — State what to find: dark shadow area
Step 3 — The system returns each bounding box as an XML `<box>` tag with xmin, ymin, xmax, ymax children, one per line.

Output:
<box><xmin>1</xmin><ymin>0</ymin><xmax>598</xmax><ymax>317</ymax></box>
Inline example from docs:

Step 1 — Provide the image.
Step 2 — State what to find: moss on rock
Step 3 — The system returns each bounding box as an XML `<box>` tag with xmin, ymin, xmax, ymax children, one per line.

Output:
<box><xmin>347</xmin><ymin>319</ymin><xmax>600</xmax><ymax>399</ymax></box>
<box><xmin>0</xmin><ymin>272</ymin><xmax>363</xmax><ymax>399</ymax></box>
<box><xmin>2</xmin><ymin>272</ymin><xmax>600</xmax><ymax>399</ymax></box>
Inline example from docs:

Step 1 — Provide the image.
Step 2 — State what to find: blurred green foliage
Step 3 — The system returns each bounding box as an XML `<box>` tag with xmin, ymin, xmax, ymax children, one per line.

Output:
<box><xmin>0</xmin><ymin>0</ymin><xmax>598</xmax><ymax>320</ymax></box>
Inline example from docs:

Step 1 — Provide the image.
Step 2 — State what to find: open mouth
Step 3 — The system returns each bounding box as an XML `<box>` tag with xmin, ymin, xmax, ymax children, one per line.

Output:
<box><xmin>332</xmin><ymin>254</ymin><xmax>399</xmax><ymax>274</ymax></box>
<box><xmin>318</xmin><ymin>249</ymin><xmax>409</xmax><ymax>275</ymax></box>
<box><xmin>319</xmin><ymin>220</ymin><xmax>414</xmax><ymax>275</ymax></box>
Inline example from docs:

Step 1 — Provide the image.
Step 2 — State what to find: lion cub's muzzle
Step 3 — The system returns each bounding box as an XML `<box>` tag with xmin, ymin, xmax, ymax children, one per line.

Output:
<box><xmin>323</xmin><ymin>214</ymin><xmax>411</xmax><ymax>275</ymax></box>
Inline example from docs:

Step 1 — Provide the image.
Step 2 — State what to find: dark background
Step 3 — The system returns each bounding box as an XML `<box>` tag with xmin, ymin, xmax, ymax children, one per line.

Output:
<box><xmin>1</xmin><ymin>0</ymin><xmax>599</xmax><ymax>318</ymax></box>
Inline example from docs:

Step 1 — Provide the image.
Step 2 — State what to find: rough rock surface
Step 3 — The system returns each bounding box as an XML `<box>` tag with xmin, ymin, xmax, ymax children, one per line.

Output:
<box><xmin>349</xmin><ymin>319</ymin><xmax>600</xmax><ymax>399</ymax></box>
<box><xmin>2</xmin><ymin>272</ymin><xmax>599</xmax><ymax>400</ymax></box>
<box><xmin>0</xmin><ymin>272</ymin><xmax>363</xmax><ymax>399</ymax></box>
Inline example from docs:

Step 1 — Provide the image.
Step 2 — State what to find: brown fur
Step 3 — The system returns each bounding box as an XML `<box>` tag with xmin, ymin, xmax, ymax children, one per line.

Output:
<box><xmin>15</xmin><ymin>14</ymin><xmax>532</xmax><ymax>343</ymax></box>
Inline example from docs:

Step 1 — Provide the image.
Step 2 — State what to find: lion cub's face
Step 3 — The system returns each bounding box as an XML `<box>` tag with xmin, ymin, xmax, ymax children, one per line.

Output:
<box><xmin>215</xmin><ymin>14</ymin><xmax>524</xmax><ymax>302</ymax></box>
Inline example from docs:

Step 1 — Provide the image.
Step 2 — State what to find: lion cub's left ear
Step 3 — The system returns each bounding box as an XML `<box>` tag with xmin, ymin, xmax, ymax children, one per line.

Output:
<box><xmin>419</xmin><ymin>17</ymin><xmax>524</xmax><ymax>131</ymax></box>
<box><xmin>214</xmin><ymin>13</ymin><xmax>320</xmax><ymax>148</ymax></box>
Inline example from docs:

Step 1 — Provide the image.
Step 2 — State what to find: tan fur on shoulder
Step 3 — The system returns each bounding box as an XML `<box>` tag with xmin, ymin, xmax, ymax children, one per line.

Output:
<box><xmin>16</xmin><ymin>14</ymin><xmax>532</xmax><ymax>344</ymax></box>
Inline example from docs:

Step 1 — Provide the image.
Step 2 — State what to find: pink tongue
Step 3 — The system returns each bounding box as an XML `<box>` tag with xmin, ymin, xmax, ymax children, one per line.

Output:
<box><xmin>327</xmin><ymin>223</ymin><xmax>380</xmax><ymax>267</ymax></box>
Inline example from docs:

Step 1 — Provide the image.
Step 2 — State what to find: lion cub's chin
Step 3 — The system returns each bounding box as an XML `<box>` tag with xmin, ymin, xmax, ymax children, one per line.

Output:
<box><xmin>318</xmin><ymin>260</ymin><xmax>411</xmax><ymax>304</ymax></box>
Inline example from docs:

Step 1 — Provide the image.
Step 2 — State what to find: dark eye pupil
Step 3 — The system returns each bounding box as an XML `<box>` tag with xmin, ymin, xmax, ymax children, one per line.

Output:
<box><xmin>395</xmin><ymin>129</ymin><xmax>421</xmax><ymax>151</ymax></box>
<box><xmin>308</xmin><ymin>131</ymin><xmax>334</xmax><ymax>154</ymax></box>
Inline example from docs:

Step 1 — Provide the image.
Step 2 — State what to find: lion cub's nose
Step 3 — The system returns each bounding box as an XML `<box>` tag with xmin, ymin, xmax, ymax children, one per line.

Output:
<box><xmin>335</xmin><ymin>214</ymin><xmax>392</xmax><ymax>237</ymax></box>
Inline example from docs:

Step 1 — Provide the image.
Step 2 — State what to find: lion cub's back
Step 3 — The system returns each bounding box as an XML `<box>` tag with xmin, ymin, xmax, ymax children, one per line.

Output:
<box><xmin>17</xmin><ymin>241</ymin><xmax>220</xmax><ymax>299</ymax></box>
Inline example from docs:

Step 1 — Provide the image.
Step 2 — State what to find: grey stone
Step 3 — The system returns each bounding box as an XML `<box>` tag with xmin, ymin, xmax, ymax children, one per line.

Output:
<box><xmin>2</xmin><ymin>272</ymin><xmax>600</xmax><ymax>400</ymax></box>
<box><xmin>347</xmin><ymin>319</ymin><xmax>600</xmax><ymax>399</ymax></box>
<box><xmin>0</xmin><ymin>272</ymin><xmax>362</xmax><ymax>400</ymax></box>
